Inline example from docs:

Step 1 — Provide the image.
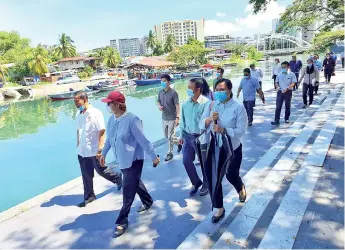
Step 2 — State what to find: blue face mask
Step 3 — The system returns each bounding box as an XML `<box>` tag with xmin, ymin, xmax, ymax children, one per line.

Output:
<box><xmin>78</xmin><ymin>105</ymin><xmax>84</xmax><ymax>112</ymax></box>
<box><xmin>307</xmin><ymin>63</ymin><xmax>313</xmax><ymax>67</ymax></box>
<box><xmin>214</xmin><ymin>91</ymin><xmax>228</xmax><ymax>102</ymax></box>
<box><xmin>243</xmin><ymin>75</ymin><xmax>249</xmax><ymax>79</ymax></box>
<box><xmin>161</xmin><ymin>81</ymin><xmax>167</xmax><ymax>88</ymax></box>
<box><xmin>187</xmin><ymin>89</ymin><xmax>194</xmax><ymax>97</ymax></box>
<box><xmin>281</xmin><ymin>68</ymin><xmax>288</xmax><ymax>73</ymax></box>
<box><xmin>216</xmin><ymin>73</ymin><xmax>221</xmax><ymax>77</ymax></box>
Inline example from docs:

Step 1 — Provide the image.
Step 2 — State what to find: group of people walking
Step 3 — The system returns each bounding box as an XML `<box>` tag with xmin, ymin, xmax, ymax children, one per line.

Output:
<box><xmin>72</xmin><ymin>51</ymin><xmax>339</xmax><ymax>238</ymax></box>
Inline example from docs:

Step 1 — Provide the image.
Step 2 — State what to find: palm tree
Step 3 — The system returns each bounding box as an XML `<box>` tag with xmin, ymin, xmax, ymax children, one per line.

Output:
<box><xmin>54</xmin><ymin>33</ymin><xmax>77</xmax><ymax>58</ymax></box>
<box><xmin>94</xmin><ymin>48</ymin><xmax>106</xmax><ymax>61</ymax></box>
<box><xmin>147</xmin><ymin>30</ymin><xmax>156</xmax><ymax>52</ymax></box>
<box><xmin>104</xmin><ymin>47</ymin><xmax>121</xmax><ymax>68</ymax></box>
<box><xmin>28</xmin><ymin>46</ymin><xmax>50</xmax><ymax>76</ymax></box>
<box><xmin>164</xmin><ymin>34</ymin><xmax>175</xmax><ymax>53</ymax></box>
<box><xmin>153</xmin><ymin>40</ymin><xmax>164</xmax><ymax>56</ymax></box>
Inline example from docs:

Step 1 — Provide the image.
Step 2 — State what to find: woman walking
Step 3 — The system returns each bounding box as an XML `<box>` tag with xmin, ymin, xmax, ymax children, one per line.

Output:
<box><xmin>298</xmin><ymin>59</ymin><xmax>319</xmax><ymax>108</ymax></box>
<box><xmin>198</xmin><ymin>78</ymin><xmax>248</xmax><ymax>223</ymax></box>
<box><xmin>323</xmin><ymin>53</ymin><xmax>335</xmax><ymax>83</ymax></box>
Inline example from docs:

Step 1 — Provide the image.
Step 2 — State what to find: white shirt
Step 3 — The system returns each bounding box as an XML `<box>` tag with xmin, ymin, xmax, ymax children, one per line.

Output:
<box><xmin>272</xmin><ymin>64</ymin><xmax>282</xmax><ymax>76</ymax></box>
<box><xmin>76</xmin><ymin>105</ymin><xmax>105</xmax><ymax>157</ymax></box>
<box><xmin>250</xmin><ymin>68</ymin><xmax>263</xmax><ymax>82</ymax></box>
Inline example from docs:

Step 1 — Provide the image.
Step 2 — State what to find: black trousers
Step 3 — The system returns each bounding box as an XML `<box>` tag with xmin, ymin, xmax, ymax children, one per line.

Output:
<box><xmin>324</xmin><ymin>70</ymin><xmax>332</xmax><ymax>82</ymax></box>
<box><xmin>303</xmin><ymin>83</ymin><xmax>314</xmax><ymax>105</ymax></box>
<box><xmin>243</xmin><ymin>100</ymin><xmax>255</xmax><ymax>122</ymax></box>
<box><xmin>116</xmin><ymin>160</ymin><xmax>153</xmax><ymax>225</ymax></box>
<box><xmin>274</xmin><ymin>90</ymin><xmax>292</xmax><ymax>122</ymax></box>
<box><xmin>78</xmin><ymin>155</ymin><xmax>122</xmax><ymax>200</ymax></box>
<box><xmin>273</xmin><ymin>75</ymin><xmax>277</xmax><ymax>89</ymax></box>
<box><xmin>213</xmin><ymin>144</ymin><xmax>243</xmax><ymax>209</ymax></box>
<box><xmin>293</xmin><ymin>73</ymin><xmax>300</xmax><ymax>90</ymax></box>
<box><xmin>259</xmin><ymin>81</ymin><xmax>262</xmax><ymax>88</ymax></box>
<box><xmin>342</xmin><ymin>58</ymin><xmax>344</xmax><ymax>68</ymax></box>
<box><xmin>314</xmin><ymin>84</ymin><xmax>319</xmax><ymax>94</ymax></box>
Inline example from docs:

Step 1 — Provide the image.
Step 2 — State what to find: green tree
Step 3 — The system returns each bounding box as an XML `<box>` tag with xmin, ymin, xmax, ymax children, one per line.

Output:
<box><xmin>153</xmin><ymin>40</ymin><xmax>164</xmax><ymax>56</ymax></box>
<box><xmin>167</xmin><ymin>41</ymin><xmax>209</xmax><ymax>66</ymax></box>
<box><xmin>246</xmin><ymin>45</ymin><xmax>264</xmax><ymax>60</ymax></box>
<box><xmin>224</xmin><ymin>43</ymin><xmax>246</xmax><ymax>56</ymax></box>
<box><xmin>147</xmin><ymin>30</ymin><xmax>156</xmax><ymax>52</ymax></box>
<box><xmin>164</xmin><ymin>34</ymin><xmax>175</xmax><ymax>53</ymax></box>
<box><xmin>104</xmin><ymin>47</ymin><xmax>122</xmax><ymax>68</ymax></box>
<box><xmin>93</xmin><ymin>48</ymin><xmax>106</xmax><ymax>61</ymax></box>
<box><xmin>28</xmin><ymin>45</ymin><xmax>50</xmax><ymax>76</ymax></box>
<box><xmin>54</xmin><ymin>33</ymin><xmax>77</xmax><ymax>58</ymax></box>
<box><xmin>0</xmin><ymin>31</ymin><xmax>32</xmax><ymax>64</ymax></box>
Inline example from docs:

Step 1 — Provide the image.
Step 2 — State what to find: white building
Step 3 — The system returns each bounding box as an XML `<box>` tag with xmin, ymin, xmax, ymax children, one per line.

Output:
<box><xmin>155</xmin><ymin>19</ymin><xmax>205</xmax><ymax>46</ymax></box>
<box><xmin>117</xmin><ymin>38</ymin><xmax>142</xmax><ymax>58</ymax></box>
<box><xmin>57</xmin><ymin>56</ymin><xmax>99</xmax><ymax>70</ymax></box>
<box><xmin>140</xmin><ymin>36</ymin><xmax>153</xmax><ymax>55</ymax></box>
<box><xmin>205</xmin><ymin>35</ymin><xmax>231</xmax><ymax>49</ymax></box>
<box><xmin>110</xmin><ymin>39</ymin><xmax>118</xmax><ymax>49</ymax></box>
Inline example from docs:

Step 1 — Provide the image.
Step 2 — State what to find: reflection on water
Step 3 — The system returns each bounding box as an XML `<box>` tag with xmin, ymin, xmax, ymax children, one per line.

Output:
<box><xmin>0</xmin><ymin>60</ymin><xmax>284</xmax><ymax>212</ymax></box>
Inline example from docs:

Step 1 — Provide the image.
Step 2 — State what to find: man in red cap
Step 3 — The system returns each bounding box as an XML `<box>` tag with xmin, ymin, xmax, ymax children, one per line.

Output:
<box><xmin>74</xmin><ymin>91</ymin><xmax>122</xmax><ymax>208</ymax></box>
<box><xmin>100</xmin><ymin>91</ymin><xmax>160</xmax><ymax>238</ymax></box>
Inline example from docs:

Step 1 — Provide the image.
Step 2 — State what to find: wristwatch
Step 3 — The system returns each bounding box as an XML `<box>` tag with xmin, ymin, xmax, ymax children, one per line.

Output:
<box><xmin>176</xmin><ymin>117</ymin><xmax>180</xmax><ymax>119</ymax></box>
<box><xmin>97</xmin><ymin>149</ymin><xmax>103</xmax><ymax>154</ymax></box>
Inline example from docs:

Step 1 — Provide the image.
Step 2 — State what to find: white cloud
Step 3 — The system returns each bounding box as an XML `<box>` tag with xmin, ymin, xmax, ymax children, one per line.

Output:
<box><xmin>204</xmin><ymin>20</ymin><xmax>241</xmax><ymax>36</ymax></box>
<box><xmin>216</xmin><ymin>12</ymin><xmax>227</xmax><ymax>17</ymax></box>
<box><xmin>205</xmin><ymin>2</ymin><xmax>286</xmax><ymax>36</ymax></box>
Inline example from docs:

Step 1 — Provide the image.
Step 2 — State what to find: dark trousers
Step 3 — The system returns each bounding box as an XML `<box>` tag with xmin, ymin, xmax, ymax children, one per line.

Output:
<box><xmin>213</xmin><ymin>144</ymin><xmax>243</xmax><ymax>209</ymax></box>
<box><xmin>302</xmin><ymin>83</ymin><xmax>314</xmax><ymax>105</ymax></box>
<box><xmin>116</xmin><ymin>160</ymin><xmax>153</xmax><ymax>225</ymax></box>
<box><xmin>243</xmin><ymin>100</ymin><xmax>255</xmax><ymax>122</ymax></box>
<box><xmin>342</xmin><ymin>58</ymin><xmax>344</xmax><ymax>68</ymax></box>
<box><xmin>314</xmin><ymin>85</ymin><xmax>319</xmax><ymax>94</ymax></box>
<box><xmin>293</xmin><ymin>73</ymin><xmax>300</xmax><ymax>89</ymax></box>
<box><xmin>78</xmin><ymin>155</ymin><xmax>122</xmax><ymax>200</ymax></box>
<box><xmin>259</xmin><ymin>81</ymin><xmax>262</xmax><ymax>88</ymax></box>
<box><xmin>274</xmin><ymin>90</ymin><xmax>292</xmax><ymax>122</ymax></box>
<box><xmin>273</xmin><ymin>75</ymin><xmax>277</xmax><ymax>89</ymax></box>
<box><xmin>182</xmin><ymin>132</ymin><xmax>205</xmax><ymax>186</ymax></box>
<box><xmin>324</xmin><ymin>70</ymin><xmax>332</xmax><ymax>82</ymax></box>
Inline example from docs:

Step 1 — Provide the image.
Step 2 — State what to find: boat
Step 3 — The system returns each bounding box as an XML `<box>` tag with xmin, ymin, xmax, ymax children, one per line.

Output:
<box><xmin>183</xmin><ymin>70</ymin><xmax>213</xmax><ymax>78</ymax></box>
<box><xmin>48</xmin><ymin>88</ymin><xmax>99</xmax><ymax>101</ymax></box>
<box><xmin>134</xmin><ymin>78</ymin><xmax>175</xmax><ymax>86</ymax></box>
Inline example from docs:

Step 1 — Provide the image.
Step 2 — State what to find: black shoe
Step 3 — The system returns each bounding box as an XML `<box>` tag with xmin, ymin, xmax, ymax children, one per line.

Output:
<box><xmin>177</xmin><ymin>144</ymin><xmax>182</xmax><ymax>153</ymax></box>
<box><xmin>77</xmin><ymin>195</ymin><xmax>96</xmax><ymax>207</ymax></box>
<box><xmin>165</xmin><ymin>153</ymin><xmax>173</xmax><ymax>161</ymax></box>
<box><xmin>248</xmin><ymin>121</ymin><xmax>252</xmax><ymax>126</ymax></box>
<box><xmin>271</xmin><ymin>121</ymin><xmax>280</xmax><ymax>126</ymax></box>
<box><xmin>189</xmin><ymin>182</ymin><xmax>202</xmax><ymax>196</ymax></box>
<box><xmin>239</xmin><ymin>185</ymin><xmax>247</xmax><ymax>203</ymax></box>
<box><xmin>137</xmin><ymin>204</ymin><xmax>151</xmax><ymax>213</ymax></box>
<box><xmin>199</xmin><ymin>185</ymin><xmax>209</xmax><ymax>196</ymax></box>
<box><xmin>285</xmin><ymin>120</ymin><xmax>290</xmax><ymax>124</ymax></box>
<box><xmin>112</xmin><ymin>224</ymin><xmax>128</xmax><ymax>238</ymax></box>
<box><xmin>212</xmin><ymin>208</ymin><xmax>225</xmax><ymax>223</ymax></box>
<box><xmin>302</xmin><ymin>104</ymin><xmax>307</xmax><ymax>109</ymax></box>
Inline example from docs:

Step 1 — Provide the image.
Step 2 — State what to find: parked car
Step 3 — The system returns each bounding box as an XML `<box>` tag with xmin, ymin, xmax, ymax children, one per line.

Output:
<box><xmin>56</xmin><ymin>75</ymin><xmax>81</xmax><ymax>85</ymax></box>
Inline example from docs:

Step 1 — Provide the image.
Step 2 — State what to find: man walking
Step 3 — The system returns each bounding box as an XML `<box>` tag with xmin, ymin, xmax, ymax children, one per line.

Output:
<box><xmin>237</xmin><ymin>68</ymin><xmax>265</xmax><ymax>126</ymax></box>
<box><xmin>180</xmin><ymin>78</ymin><xmax>209</xmax><ymax>196</ymax></box>
<box><xmin>271</xmin><ymin>61</ymin><xmax>297</xmax><ymax>126</ymax></box>
<box><xmin>249</xmin><ymin>63</ymin><xmax>263</xmax><ymax>87</ymax></box>
<box><xmin>214</xmin><ymin>67</ymin><xmax>224</xmax><ymax>89</ymax></box>
<box><xmin>74</xmin><ymin>91</ymin><xmax>122</xmax><ymax>208</ymax></box>
<box><xmin>289</xmin><ymin>55</ymin><xmax>302</xmax><ymax>90</ymax></box>
<box><xmin>157</xmin><ymin>74</ymin><xmax>182</xmax><ymax>161</ymax></box>
<box><xmin>100</xmin><ymin>91</ymin><xmax>160</xmax><ymax>238</ymax></box>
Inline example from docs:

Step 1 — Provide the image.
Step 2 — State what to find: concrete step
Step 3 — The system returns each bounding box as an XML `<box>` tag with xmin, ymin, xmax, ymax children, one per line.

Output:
<box><xmin>178</xmin><ymin>84</ymin><xmax>344</xmax><ymax>249</ymax></box>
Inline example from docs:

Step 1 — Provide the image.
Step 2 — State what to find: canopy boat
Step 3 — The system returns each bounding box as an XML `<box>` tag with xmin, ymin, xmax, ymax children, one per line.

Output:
<box><xmin>48</xmin><ymin>88</ymin><xmax>99</xmax><ymax>101</ymax></box>
<box><xmin>134</xmin><ymin>79</ymin><xmax>161</xmax><ymax>86</ymax></box>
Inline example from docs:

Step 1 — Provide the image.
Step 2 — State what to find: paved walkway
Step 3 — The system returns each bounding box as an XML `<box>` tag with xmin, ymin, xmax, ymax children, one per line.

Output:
<box><xmin>0</xmin><ymin>68</ymin><xmax>344</xmax><ymax>249</ymax></box>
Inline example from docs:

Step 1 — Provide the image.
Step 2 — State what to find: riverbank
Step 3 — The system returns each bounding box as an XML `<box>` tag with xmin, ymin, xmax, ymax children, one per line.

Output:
<box><xmin>0</xmin><ymin>67</ymin><xmax>343</xmax><ymax>248</ymax></box>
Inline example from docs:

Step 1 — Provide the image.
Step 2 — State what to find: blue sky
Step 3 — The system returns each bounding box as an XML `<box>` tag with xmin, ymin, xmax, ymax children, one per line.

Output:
<box><xmin>0</xmin><ymin>0</ymin><xmax>291</xmax><ymax>51</ymax></box>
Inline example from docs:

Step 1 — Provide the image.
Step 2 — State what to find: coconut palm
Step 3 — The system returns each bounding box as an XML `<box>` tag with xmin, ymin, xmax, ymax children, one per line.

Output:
<box><xmin>104</xmin><ymin>47</ymin><xmax>121</xmax><ymax>68</ymax></box>
<box><xmin>164</xmin><ymin>34</ymin><xmax>175</xmax><ymax>53</ymax></box>
<box><xmin>94</xmin><ymin>48</ymin><xmax>106</xmax><ymax>60</ymax></box>
<box><xmin>147</xmin><ymin>30</ymin><xmax>156</xmax><ymax>51</ymax></box>
<box><xmin>28</xmin><ymin>46</ymin><xmax>50</xmax><ymax>76</ymax></box>
<box><xmin>54</xmin><ymin>33</ymin><xmax>77</xmax><ymax>58</ymax></box>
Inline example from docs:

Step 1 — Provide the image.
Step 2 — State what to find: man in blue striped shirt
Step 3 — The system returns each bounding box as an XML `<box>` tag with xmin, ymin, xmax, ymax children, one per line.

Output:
<box><xmin>100</xmin><ymin>91</ymin><xmax>160</xmax><ymax>238</ymax></box>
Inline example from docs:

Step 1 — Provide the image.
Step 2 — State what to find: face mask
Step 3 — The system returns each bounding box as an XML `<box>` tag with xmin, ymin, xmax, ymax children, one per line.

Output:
<box><xmin>326</xmin><ymin>56</ymin><xmax>330</xmax><ymax>59</ymax></box>
<box><xmin>307</xmin><ymin>63</ymin><xmax>313</xmax><ymax>67</ymax></box>
<box><xmin>214</xmin><ymin>91</ymin><xmax>228</xmax><ymax>102</ymax></box>
<box><xmin>107</xmin><ymin>105</ymin><xmax>113</xmax><ymax>113</ymax></box>
<box><xmin>275</xmin><ymin>61</ymin><xmax>279</xmax><ymax>64</ymax></box>
<box><xmin>216</xmin><ymin>73</ymin><xmax>221</xmax><ymax>77</ymax></box>
<box><xmin>161</xmin><ymin>81</ymin><xmax>167</xmax><ymax>88</ymax></box>
<box><xmin>243</xmin><ymin>75</ymin><xmax>249</xmax><ymax>79</ymax></box>
<box><xmin>187</xmin><ymin>89</ymin><xmax>194</xmax><ymax>97</ymax></box>
<box><xmin>281</xmin><ymin>68</ymin><xmax>288</xmax><ymax>73</ymax></box>
<box><xmin>78</xmin><ymin>105</ymin><xmax>84</xmax><ymax>112</ymax></box>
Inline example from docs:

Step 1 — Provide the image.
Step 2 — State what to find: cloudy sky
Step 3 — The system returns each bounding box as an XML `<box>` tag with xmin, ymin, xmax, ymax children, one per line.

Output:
<box><xmin>0</xmin><ymin>0</ymin><xmax>291</xmax><ymax>51</ymax></box>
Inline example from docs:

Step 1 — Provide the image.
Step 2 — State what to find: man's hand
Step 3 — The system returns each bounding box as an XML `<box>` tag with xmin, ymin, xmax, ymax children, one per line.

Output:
<box><xmin>96</xmin><ymin>153</ymin><xmax>102</xmax><ymax>160</ymax></box>
<box><xmin>153</xmin><ymin>157</ymin><xmax>160</xmax><ymax>166</ymax></box>
<box><xmin>99</xmin><ymin>155</ymin><xmax>106</xmax><ymax>167</ymax></box>
<box><xmin>178</xmin><ymin>138</ymin><xmax>184</xmax><ymax>145</ymax></box>
<box><xmin>213</xmin><ymin>124</ymin><xmax>224</xmax><ymax>133</ymax></box>
<box><xmin>282</xmin><ymin>88</ymin><xmax>287</xmax><ymax>93</ymax></box>
<box><xmin>212</xmin><ymin>111</ymin><xmax>219</xmax><ymax>121</ymax></box>
<box><xmin>175</xmin><ymin>118</ymin><xmax>179</xmax><ymax>126</ymax></box>
<box><xmin>158</xmin><ymin>105</ymin><xmax>164</xmax><ymax>111</ymax></box>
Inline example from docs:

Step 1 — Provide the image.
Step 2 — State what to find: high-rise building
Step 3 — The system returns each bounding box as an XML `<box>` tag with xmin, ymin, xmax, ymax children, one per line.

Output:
<box><xmin>140</xmin><ymin>36</ymin><xmax>153</xmax><ymax>55</ymax></box>
<box><xmin>117</xmin><ymin>38</ymin><xmax>141</xmax><ymax>58</ymax></box>
<box><xmin>204</xmin><ymin>35</ymin><xmax>231</xmax><ymax>49</ymax></box>
<box><xmin>155</xmin><ymin>19</ymin><xmax>205</xmax><ymax>46</ymax></box>
<box><xmin>110</xmin><ymin>39</ymin><xmax>118</xmax><ymax>49</ymax></box>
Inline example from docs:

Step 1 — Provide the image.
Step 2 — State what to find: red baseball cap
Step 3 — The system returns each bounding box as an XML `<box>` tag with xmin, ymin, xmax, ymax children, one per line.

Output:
<box><xmin>101</xmin><ymin>91</ymin><xmax>126</xmax><ymax>103</ymax></box>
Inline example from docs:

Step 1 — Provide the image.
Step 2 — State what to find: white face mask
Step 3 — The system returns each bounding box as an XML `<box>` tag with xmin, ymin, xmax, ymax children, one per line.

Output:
<box><xmin>107</xmin><ymin>105</ymin><xmax>113</xmax><ymax>114</ymax></box>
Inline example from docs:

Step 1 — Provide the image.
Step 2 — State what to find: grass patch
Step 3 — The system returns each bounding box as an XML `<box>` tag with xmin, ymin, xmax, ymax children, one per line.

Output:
<box><xmin>3</xmin><ymin>82</ymin><xmax>21</xmax><ymax>88</ymax></box>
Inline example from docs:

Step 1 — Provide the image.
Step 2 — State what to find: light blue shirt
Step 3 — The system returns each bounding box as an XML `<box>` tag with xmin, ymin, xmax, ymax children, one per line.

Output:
<box><xmin>199</xmin><ymin>99</ymin><xmax>248</xmax><ymax>150</ymax></box>
<box><xmin>239</xmin><ymin>77</ymin><xmax>260</xmax><ymax>101</ymax></box>
<box><xmin>180</xmin><ymin>95</ymin><xmax>210</xmax><ymax>136</ymax></box>
<box><xmin>314</xmin><ymin>60</ymin><xmax>323</xmax><ymax>71</ymax></box>
<box><xmin>275</xmin><ymin>71</ymin><xmax>297</xmax><ymax>90</ymax></box>
<box><xmin>102</xmin><ymin>112</ymin><xmax>156</xmax><ymax>169</ymax></box>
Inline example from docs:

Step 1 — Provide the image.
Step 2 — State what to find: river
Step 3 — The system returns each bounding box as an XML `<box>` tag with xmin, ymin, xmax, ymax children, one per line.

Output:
<box><xmin>0</xmin><ymin>56</ymin><xmax>310</xmax><ymax>212</ymax></box>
